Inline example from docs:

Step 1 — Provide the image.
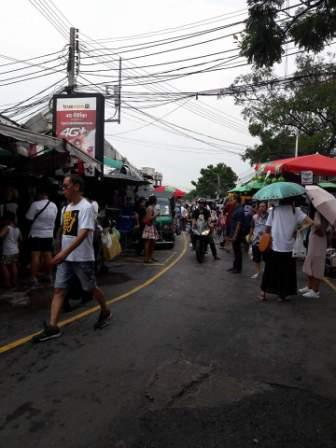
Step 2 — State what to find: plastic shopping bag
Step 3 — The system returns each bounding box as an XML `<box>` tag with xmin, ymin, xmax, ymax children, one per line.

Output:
<box><xmin>292</xmin><ymin>232</ymin><xmax>306</xmax><ymax>258</ymax></box>
<box><xmin>101</xmin><ymin>230</ymin><xmax>114</xmax><ymax>261</ymax></box>
<box><xmin>110</xmin><ymin>233</ymin><xmax>122</xmax><ymax>259</ymax></box>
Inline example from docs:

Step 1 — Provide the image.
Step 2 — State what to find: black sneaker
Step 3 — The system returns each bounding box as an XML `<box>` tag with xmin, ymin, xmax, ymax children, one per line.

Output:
<box><xmin>94</xmin><ymin>309</ymin><xmax>112</xmax><ymax>330</ymax></box>
<box><xmin>32</xmin><ymin>322</ymin><xmax>62</xmax><ymax>343</ymax></box>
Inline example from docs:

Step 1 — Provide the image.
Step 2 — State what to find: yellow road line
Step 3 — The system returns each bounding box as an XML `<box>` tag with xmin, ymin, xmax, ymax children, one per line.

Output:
<box><xmin>112</xmin><ymin>262</ymin><xmax>165</xmax><ymax>266</ymax></box>
<box><xmin>0</xmin><ymin>235</ymin><xmax>188</xmax><ymax>355</ymax></box>
<box><xmin>163</xmin><ymin>252</ymin><xmax>177</xmax><ymax>265</ymax></box>
<box><xmin>117</xmin><ymin>251</ymin><xmax>177</xmax><ymax>265</ymax></box>
<box><xmin>323</xmin><ymin>277</ymin><xmax>336</xmax><ymax>293</ymax></box>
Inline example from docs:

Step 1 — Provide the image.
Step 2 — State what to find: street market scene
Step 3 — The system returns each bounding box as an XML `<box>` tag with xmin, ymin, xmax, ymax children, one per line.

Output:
<box><xmin>2</xmin><ymin>1</ymin><xmax>336</xmax><ymax>447</ymax></box>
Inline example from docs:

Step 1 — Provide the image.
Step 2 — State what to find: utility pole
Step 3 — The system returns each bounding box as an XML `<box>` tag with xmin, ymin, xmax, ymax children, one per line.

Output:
<box><xmin>295</xmin><ymin>129</ymin><xmax>299</xmax><ymax>157</ymax></box>
<box><xmin>105</xmin><ymin>57</ymin><xmax>122</xmax><ymax>123</ymax></box>
<box><xmin>115</xmin><ymin>57</ymin><xmax>122</xmax><ymax>124</ymax></box>
<box><xmin>67</xmin><ymin>27</ymin><xmax>79</xmax><ymax>93</ymax></box>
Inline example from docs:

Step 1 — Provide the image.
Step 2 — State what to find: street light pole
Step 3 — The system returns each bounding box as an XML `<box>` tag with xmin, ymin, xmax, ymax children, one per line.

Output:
<box><xmin>295</xmin><ymin>130</ymin><xmax>299</xmax><ymax>157</ymax></box>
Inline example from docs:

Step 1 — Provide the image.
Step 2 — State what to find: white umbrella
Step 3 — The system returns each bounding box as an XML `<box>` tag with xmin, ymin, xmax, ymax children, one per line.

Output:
<box><xmin>305</xmin><ymin>185</ymin><xmax>336</xmax><ymax>226</ymax></box>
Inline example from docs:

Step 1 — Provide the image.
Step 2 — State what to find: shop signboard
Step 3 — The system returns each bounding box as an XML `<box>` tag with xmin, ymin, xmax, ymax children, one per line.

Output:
<box><xmin>53</xmin><ymin>93</ymin><xmax>105</xmax><ymax>176</ymax></box>
<box><xmin>301</xmin><ymin>170</ymin><xmax>313</xmax><ymax>185</ymax></box>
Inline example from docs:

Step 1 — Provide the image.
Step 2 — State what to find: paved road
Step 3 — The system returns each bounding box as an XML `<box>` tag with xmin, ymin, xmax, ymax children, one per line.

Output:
<box><xmin>1</xmin><ymin>235</ymin><xmax>336</xmax><ymax>447</ymax></box>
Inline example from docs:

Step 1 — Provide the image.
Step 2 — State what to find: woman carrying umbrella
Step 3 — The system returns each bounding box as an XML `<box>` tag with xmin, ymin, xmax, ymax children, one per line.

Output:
<box><xmin>299</xmin><ymin>185</ymin><xmax>336</xmax><ymax>298</ymax></box>
<box><xmin>299</xmin><ymin>208</ymin><xmax>329</xmax><ymax>299</ymax></box>
<box><xmin>254</xmin><ymin>182</ymin><xmax>313</xmax><ymax>302</ymax></box>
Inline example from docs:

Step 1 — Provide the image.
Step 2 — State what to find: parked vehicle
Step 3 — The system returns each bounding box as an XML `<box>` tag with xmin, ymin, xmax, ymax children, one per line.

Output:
<box><xmin>155</xmin><ymin>196</ymin><xmax>175</xmax><ymax>248</ymax></box>
<box><xmin>192</xmin><ymin>216</ymin><xmax>210</xmax><ymax>263</ymax></box>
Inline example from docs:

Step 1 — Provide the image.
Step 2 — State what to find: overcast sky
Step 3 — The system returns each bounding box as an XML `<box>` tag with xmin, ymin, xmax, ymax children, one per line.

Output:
<box><xmin>0</xmin><ymin>0</ymin><xmax>296</xmax><ymax>190</ymax></box>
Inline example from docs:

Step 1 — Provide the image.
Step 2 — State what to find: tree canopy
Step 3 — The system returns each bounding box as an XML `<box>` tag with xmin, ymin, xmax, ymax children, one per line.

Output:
<box><xmin>190</xmin><ymin>163</ymin><xmax>237</xmax><ymax>197</ymax></box>
<box><xmin>240</xmin><ymin>0</ymin><xmax>336</xmax><ymax>67</ymax></box>
<box><xmin>232</xmin><ymin>55</ymin><xmax>336</xmax><ymax>165</ymax></box>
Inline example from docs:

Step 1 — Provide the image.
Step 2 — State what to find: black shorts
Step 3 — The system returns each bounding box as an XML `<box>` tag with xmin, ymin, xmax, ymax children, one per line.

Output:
<box><xmin>252</xmin><ymin>244</ymin><xmax>263</xmax><ymax>263</ymax></box>
<box><xmin>30</xmin><ymin>237</ymin><xmax>54</xmax><ymax>252</ymax></box>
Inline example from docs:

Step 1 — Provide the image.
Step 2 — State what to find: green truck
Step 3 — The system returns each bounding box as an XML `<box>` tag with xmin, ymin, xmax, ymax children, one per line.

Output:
<box><xmin>155</xmin><ymin>195</ymin><xmax>175</xmax><ymax>248</ymax></box>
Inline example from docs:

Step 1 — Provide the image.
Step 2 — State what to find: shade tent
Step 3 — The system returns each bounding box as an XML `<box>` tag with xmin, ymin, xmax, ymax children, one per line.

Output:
<box><xmin>256</xmin><ymin>154</ymin><xmax>336</xmax><ymax>176</ymax></box>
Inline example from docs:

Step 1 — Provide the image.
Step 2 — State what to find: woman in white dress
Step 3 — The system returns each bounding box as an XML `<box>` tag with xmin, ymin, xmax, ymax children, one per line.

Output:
<box><xmin>299</xmin><ymin>210</ymin><xmax>329</xmax><ymax>299</ymax></box>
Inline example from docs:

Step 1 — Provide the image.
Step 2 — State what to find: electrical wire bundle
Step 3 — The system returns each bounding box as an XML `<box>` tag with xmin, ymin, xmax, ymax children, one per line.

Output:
<box><xmin>3</xmin><ymin>0</ymin><xmax>323</xmax><ymax>158</ymax></box>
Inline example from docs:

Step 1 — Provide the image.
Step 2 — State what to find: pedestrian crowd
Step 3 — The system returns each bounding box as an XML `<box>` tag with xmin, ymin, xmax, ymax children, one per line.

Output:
<box><xmin>178</xmin><ymin>193</ymin><xmax>335</xmax><ymax>303</ymax></box>
<box><xmin>0</xmin><ymin>176</ymin><xmax>112</xmax><ymax>341</ymax></box>
<box><xmin>2</xmin><ymin>179</ymin><xmax>335</xmax><ymax>343</ymax></box>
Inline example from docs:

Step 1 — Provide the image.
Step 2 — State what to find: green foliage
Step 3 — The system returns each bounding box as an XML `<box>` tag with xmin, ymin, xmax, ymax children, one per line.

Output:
<box><xmin>232</xmin><ymin>55</ymin><xmax>336</xmax><ymax>164</ymax></box>
<box><xmin>190</xmin><ymin>163</ymin><xmax>237</xmax><ymax>198</ymax></box>
<box><xmin>184</xmin><ymin>189</ymin><xmax>198</xmax><ymax>200</ymax></box>
<box><xmin>241</xmin><ymin>0</ymin><xmax>336</xmax><ymax>67</ymax></box>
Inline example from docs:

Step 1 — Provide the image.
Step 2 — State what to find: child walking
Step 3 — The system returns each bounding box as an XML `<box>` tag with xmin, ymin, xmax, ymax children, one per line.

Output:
<box><xmin>0</xmin><ymin>212</ymin><xmax>21</xmax><ymax>289</ymax></box>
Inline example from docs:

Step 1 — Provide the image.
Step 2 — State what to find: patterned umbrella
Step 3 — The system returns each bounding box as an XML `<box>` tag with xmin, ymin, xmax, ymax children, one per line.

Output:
<box><xmin>154</xmin><ymin>185</ymin><xmax>186</xmax><ymax>197</ymax></box>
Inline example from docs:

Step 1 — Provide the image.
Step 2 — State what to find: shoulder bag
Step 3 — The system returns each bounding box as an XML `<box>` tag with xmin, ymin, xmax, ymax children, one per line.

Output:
<box><xmin>28</xmin><ymin>201</ymin><xmax>51</xmax><ymax>236</ymax></box>
<box><xmin>259</xmin><ymin>233</ymin><xmax>272</xmax><ymax>253</ymax></box>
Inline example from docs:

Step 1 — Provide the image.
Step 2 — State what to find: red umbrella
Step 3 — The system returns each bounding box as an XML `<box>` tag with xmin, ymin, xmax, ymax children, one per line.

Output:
<box><xmin>256</xmin><ymin>154</ymin><xmax>336</xmax><ymax>176</ymax></box>
<box><xmin>154</xmin><ymin>185</ymin><xmax>186</xmax><ymax>197</ymax></box>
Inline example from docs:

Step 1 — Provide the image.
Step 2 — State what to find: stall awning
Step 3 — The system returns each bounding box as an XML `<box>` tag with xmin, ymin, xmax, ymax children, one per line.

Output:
<box><xmin>104</xmin><ymin>156</ymin><xmax>123</xmax><ymax>169</ymax></box>
<box><xmin>104</xmin><ymin>164</ymin><xmax>146</xmax><ymax>183</ymax></box>
<box><xmin>256</xmin><ymin>154</ymin><xmax>336</xmax><ymax>176</ymax></box>
<box><xmin>0</xmin><ymin>123</ymin><xmax>102</xmax><ymax>171</ymax></box>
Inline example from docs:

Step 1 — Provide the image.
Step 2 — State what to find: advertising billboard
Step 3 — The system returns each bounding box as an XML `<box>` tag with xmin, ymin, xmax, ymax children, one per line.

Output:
<box><xmin>53</xmin><ymin>93</ymin><xmax>105</xmax><ymax>175</ymax></box>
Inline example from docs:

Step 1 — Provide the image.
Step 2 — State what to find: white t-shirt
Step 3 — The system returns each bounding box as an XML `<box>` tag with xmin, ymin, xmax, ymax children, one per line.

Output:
<box><xmin>61</xmin><ymin>198</ymin><xmax>95</xmax><ymax>262</ymax></box>
<box><xmin>26</xmin><ymin>199</ymin><xmax>58</xmax><ymax>238</ymax></box>
<box><xmin>2</xmin><ymin>225</ymin><xmax>21</xmax><ymax>256</ymax></box>
<box><xmin>90</xmin><ymin>200</ymin><xmax>99</xmax><ymax>220</ymax></box>
<box><xmin>267</xmin><ymin>206</ymin><xmax>306</xmax><ymax>252</ymax></box>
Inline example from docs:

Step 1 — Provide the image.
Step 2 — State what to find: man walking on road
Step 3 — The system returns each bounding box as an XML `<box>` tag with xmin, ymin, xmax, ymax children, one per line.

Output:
<box><xmin>33</xmin><ymin>175</ymin><xmax>111</xmax><ymax>342</ymax></box>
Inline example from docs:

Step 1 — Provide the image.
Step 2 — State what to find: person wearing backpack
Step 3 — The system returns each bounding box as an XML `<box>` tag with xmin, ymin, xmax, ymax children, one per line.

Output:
<box><xmin>226</xmin><ymin>195</ymin><xmax>245</xmax><ymax>274</ymax></box>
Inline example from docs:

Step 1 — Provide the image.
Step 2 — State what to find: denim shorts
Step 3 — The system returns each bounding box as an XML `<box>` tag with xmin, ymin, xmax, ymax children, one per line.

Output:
<box><xmin>54</xmin><ymin>261</ymin><xmax>96</xmax><ymax>291</ymax></box>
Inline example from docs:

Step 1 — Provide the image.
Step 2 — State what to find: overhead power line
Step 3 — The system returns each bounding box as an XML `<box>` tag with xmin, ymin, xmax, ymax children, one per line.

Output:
<box><xmin>81</xmin><ymin>21</ymin><xmax>244</xmax><ymax>56</ymax></box>
<box><xmin>96</xmin><ymin>9</ymin><xmax>248</xmax><ymax>43</ymax></box>
<box><xmin>0</xmin><ymin>48</ymin><xmax>65</xmax><ymax>68</ymax></box>
<box><xmin>28</xmin><ymin>0</ymin><xmax>69</xmax><ymax>38</ymax></box>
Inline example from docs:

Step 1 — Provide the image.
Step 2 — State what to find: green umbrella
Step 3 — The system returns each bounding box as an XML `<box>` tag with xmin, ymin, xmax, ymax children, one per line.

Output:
<box><xmin>253</xmin><ymin>181</ymin><xmax>305</xmax><ymax>201</ymax></box>
<box><xmin>319</xmin><ymin>182</ymin><xmax>336</xmax><ymax>191</ymax></box>
<box><xmin>244</xmin><ymin>179</ymin><xmax>266</xmax><ymax>190</ymax></box>
<box><xmin>229</xmin><ymin>185</ymin><xmax>251</xmax><ymax>193</ymax></box>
